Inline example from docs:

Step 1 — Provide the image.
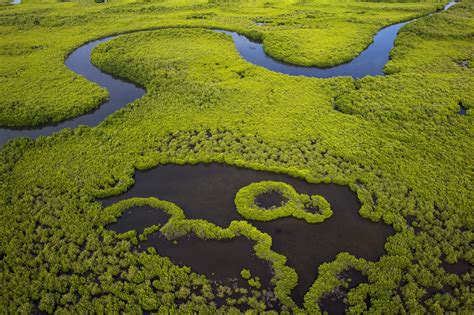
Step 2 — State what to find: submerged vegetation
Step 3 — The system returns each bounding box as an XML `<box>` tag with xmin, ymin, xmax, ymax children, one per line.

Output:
<box><xmin>0</xmin><ymin>0</ymin><xmax>473</xmax><ymax>313</ymax></box>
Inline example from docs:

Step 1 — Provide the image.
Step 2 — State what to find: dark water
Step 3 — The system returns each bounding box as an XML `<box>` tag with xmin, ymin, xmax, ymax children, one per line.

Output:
<box><xmin>107</xmin><ymin>205</ymin><xmax>274</xmax><ymax>298</ymax></box>
<box><xmin>0</xmin><ymin>36</ymin><xmax>144</xmax><ymax>146</ymax></box>
<box><xmin>254</xmin><ymin>190</ymin><xmax>288</xmax><ymax>209</ymax></box>
<box><xmin>319</xmin><ymin>269</ymin><xmax>367</xmax><ymax>314</ymax></box>
<box><xmin>0</xmin><ymin>2</ymin><xmax>457</xmax><ymax>146</ymax></box>
<box><xmin>103</xmin><ymin>163</ymin><xmax>393</xmax><ymax>305</ymax></box>
<box><xmin>216</xmin><ymin>2</ymin><xmax>457</xmax><ymax>79</ymax></box>
<box><xmin>141</xmin><ymin>234</ymin><xmax>273</xmax><ymax>290</ymax></box>
<box><xmin>108</xmin><ymin>205</ymin><xmax>170</xmax><ymax>234</ymax></box>
<box><xmin>421</xmin><ymin>257</ymin><xmax>471</xmax><ymax>306</ymax></box>
<box><xmin>216</xmin><ymin>24</ymin><xmax>405</xmax><ymax>79</ymax></box>
<box><xmin>441</xmin><ymin>259</ymin><xmax>471</xmax><ymax>275</ymax></box>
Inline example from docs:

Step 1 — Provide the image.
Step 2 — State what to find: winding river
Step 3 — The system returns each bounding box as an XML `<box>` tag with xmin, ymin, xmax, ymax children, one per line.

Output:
<box><xmin>0</xmin><ymin>2</ymin><xmax>457</xmax><ymax>146</ymax></box>
<box><xmin>0</xmin><ymin>3</ymin><xmax>459</xmax><ymax>309</ymax></box>
<box><xmin>218</xmin><ymin>1</ymin><xmax>458</xmax><ymax>78</ymax></box>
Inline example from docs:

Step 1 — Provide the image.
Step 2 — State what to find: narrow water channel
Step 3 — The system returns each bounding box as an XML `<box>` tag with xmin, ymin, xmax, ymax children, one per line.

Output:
<box><xmin>0</xmin><ymin>37</ymin><xmax>145</xmax><ymax>146</ymax></box>
<box><xmin>216</xmin><ymin>2</ymin><xmax>457</xmax><ymax>78</ymax></box>
<box><xmin>0</xmin><ymin>2</ymin><xmax>457</xmax><ymax>146</ymax></box>
<box><xmin>3</xmin><ymin>2</ymin><xmax>455</xmax><ymax>309</ymax></box>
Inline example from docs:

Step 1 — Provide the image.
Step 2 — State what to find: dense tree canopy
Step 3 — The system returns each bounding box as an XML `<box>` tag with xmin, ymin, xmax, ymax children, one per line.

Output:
<box><xmin>0</xmin><ymin>0</ymin><xmax>472</xmax><ymax>313</ymax></box>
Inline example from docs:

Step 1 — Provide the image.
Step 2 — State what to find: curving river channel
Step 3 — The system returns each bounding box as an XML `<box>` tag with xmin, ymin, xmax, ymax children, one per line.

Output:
<box><xmin>0</xmin><ymin>2</ymin><xmax>457</xmax><ymax>146</ymax></box>
<box><xmin>0</xmin><ymin>3</ymin><xmax>459</xmax><ymax>310</ymax></box>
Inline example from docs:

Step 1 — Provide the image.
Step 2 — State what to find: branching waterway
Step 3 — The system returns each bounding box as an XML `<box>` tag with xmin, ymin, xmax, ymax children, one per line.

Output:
<box><xmin>0</xmin><ymin>2</ymin><xmax>457</xmax><ymax>146</ymax></box>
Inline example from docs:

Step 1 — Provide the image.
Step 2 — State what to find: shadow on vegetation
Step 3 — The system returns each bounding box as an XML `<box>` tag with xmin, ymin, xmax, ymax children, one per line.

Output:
<box><xmin>458</xmin><ymin>102</ymin><xmax>467</xmax><ymax>115</ymax></box>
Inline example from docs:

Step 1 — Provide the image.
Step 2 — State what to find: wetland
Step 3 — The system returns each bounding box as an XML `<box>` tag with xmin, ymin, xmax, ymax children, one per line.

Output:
<box><xmin>0</xmin><ymin>0</ymin><xmax>472</xmax><ymax>313</ymax></box>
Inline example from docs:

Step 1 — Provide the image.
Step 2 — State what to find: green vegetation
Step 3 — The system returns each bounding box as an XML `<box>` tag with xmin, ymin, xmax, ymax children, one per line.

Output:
<box><xmin>240</xmin><ymin>268</ymin><xmax>262</xmax><ymax>289</ymax></box>
<box><xmin>104</xmin><ymin>197</ymin><xmax>299</xmax><ymax>310</ymax></box>
<box><xmin>240</xmin><ymin>268</ymin><xmax>251</xmax><ymax>280</ymax></box>
<box><xmin>0</xmin><ymin>0</ymin><xmax>473</xmax><ymax>313</ymax></box>
<box><xmin>0</xmin><ymin>0</ymin><xmax>442</xmax><ymax>127</ymax></box>
<box><xmin>261</xmin><ymin>1</ymin><xmax>443</xmax><ymax>67</ymax></box>
<box><xmin>303</xmin><ymin>253</ymin><xmax>370</xmax><ymax>313</ymax></box>
<box><xmin>235</xmin><ymin>181</ymin><xmax>333</xmax><ymax>223</ymax></box>
<box><xmin>248</xmin><ymin>277</ymin><xmax>262</xmax><ymax>289</ymax></box>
